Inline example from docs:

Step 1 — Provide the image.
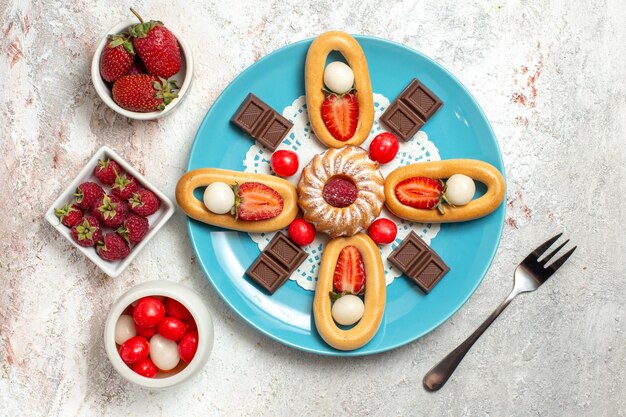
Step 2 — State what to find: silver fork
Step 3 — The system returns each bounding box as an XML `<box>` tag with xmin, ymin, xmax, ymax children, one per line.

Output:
<box><xmin>423</xmin><ymin>233</ymin><xmax>576</xmax><ymax>391</ymax></box>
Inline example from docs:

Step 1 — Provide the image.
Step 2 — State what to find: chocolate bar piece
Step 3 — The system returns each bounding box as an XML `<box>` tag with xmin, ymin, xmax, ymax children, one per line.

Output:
<box><xmin>246</xmin><ymin>256</ymin><xmax>288</xmax><ymax>293</ymax></box>
<box><xmin>379</xmin><ymin>79</ymin><xmax>443</xmax><ymax>141</ymax></box>
<box><xmin>388</xmin><ymin>231</ymin><xmax>449</xmax><ymax>293</ymax></box>
<box><xmin>379</xmin><ymin>101</ymin><xmax>425</xmax><ymax>141</ymax></box>
<box><xmin>231</xmin><ymin>93</ymin><xmax>293</xmax><ymax>151</ymax></box>
<box><xmin>245</xmin><ymin>233</ymin><xmax>307</xmax><ymax>294</ymax></box>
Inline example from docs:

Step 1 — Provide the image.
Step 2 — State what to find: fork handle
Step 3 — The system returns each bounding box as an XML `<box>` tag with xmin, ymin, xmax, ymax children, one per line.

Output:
<box><xmin>423</xmin><ymin>290</ymin><xmax>517</xmax><ymax>391</ymax></box>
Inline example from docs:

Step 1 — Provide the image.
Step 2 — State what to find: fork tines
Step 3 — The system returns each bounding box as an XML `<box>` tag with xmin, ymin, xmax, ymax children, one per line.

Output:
<box><xmin>528</xmin><ymin>233</ymin><xmax>577</xmax><ymax>273</ymax></box>
<box><xmin>546</xmin><ymin>245</ymin><xmax>577</xmax><ymax>273</ymax></box>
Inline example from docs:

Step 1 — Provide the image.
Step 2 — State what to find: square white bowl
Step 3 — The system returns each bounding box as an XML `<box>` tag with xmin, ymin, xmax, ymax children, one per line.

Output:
<box><xmin>45</xmin><ymin>146</ymin><xmax>175</xmax><ymax>277</ymax></box>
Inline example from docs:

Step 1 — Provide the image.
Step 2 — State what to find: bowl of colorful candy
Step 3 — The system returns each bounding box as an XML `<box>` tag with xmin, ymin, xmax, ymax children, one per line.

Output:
<box><xmin>104</xmin><ymin>280</ymin><xmax>213</xmax><ymax>388</ymax></box>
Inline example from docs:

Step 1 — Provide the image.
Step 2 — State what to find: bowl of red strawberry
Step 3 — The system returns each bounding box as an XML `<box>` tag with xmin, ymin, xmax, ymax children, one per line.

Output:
<box><xmin>45</xmin><ymin>146</ymin><xmax>175</xmax><ymax>277</ymax></box>
<box><xmin>91</xmin><ymin>8</ymin><xmax>193</xmax><ymax>120</ymax></box>
<box><xmin>104</xmin><ymin>281</ymin><xmax>214</xmax><ymax>388</ymax></box>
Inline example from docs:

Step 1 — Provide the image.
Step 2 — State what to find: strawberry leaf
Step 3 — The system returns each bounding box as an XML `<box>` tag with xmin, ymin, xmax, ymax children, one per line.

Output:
<box><xmin>321</xmin><ymin>86</ymin><xmax>357</xmax><ymax>97</ymax></box>
<box><xmin>108</xmin><ymin>37</ymin><xmax>125</xmax><ymax>48</ymax></box>
<box><xmin>107</xmin><ymin>34</ymin><xmax>135</xmax><ymax>55</ymax></box>
<box><xmin>128</xmin><ymin>8</ymin><xmax>161</xmax><ymax>39</ymax></box>
<box><xmin>230</xmin><ymin>183</ymin><xmax>241</xmax><ymax>220</ymax></box>
<box><xmin>153</xmin><ymin>77</ymin><xmax>178</xmax><ymax>108</ymax></box>
<box><xmin>329</xmin><ymin>291</ymin><xmax>344</xmax><ymax>301</ymax></box>
<box><xmin>122</xmin><ymin>41</ymin><xmax>135</xmax><ymax>55</ymax></box>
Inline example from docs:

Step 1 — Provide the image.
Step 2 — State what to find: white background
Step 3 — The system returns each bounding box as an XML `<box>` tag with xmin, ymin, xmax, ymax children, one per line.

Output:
<box><xmin>1</xmin><ymin>0</ymin><xmax>624</xmax><ymax>415</ymax></box>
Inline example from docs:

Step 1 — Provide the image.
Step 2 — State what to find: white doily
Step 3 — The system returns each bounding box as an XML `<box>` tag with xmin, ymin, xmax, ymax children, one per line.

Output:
<box><xmin>243</xmin><ymin>93</ymin><xmax>441</xmax><ymax>291</ymax></box>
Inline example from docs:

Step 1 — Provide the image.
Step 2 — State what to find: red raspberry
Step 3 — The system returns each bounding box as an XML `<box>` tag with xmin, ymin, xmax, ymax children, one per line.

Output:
<box><xmin>96</xmin><ymin>232</ymin><xmax>130</xmax><ymax>261</ymax></box>
<box><xmin>73</xmin><ymin>182</ymin><xmax>105</xmax><ymax>210</ymax></box>
<box><xmin>111</xmin><ymin>173</ymin><xmax>138</xmax><ymax>200</ymax></box>
<box><xmin>55</xmin><ymin>203</ymin><xmax>83</xmax><ymax>228</ymax></box>
<box><xmin>94</xmin><ymin>158</ymin><xmax>122</xmax><ymax>185</ymax></box>
<box><xmin>117</xmin><ymin>214</ymin><xmax>149</xmax><ymax>245</ymax></box>
<box><xmin>70</xmin><ymin>216</ymin><xmax>103</xmax><ymax>247</ymax></box>
<box><xmin>92</xmin><ymin>194</ymin><xmax>128</xmax><ymax>228</ymax></box>
<box><xmin>128</xmin><ymin>188</ymin><xmax>160</xmax><ymax>217</ymax></box>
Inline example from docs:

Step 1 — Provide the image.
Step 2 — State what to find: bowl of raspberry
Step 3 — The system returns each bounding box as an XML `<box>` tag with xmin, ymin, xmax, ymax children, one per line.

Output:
<box><xmin>104</xmin><ymin>280</ymin><xmax>214</xmax><ymax>389</ymax></box>
<box><xmin>45</xmin><ymin>145</ymin><xmax>175</xmax><ymax>277</ymax></box>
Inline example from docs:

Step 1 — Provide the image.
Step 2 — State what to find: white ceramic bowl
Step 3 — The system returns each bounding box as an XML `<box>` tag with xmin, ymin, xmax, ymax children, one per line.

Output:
<box><xmin>104</xmin><ymin>281</ymin><xmax>214</xmax><ymax>389</ymax></box>
<box><xmin>44</xmin><ymin>146</ymin><xmax>175</xmax><ymax>277</ymax></box>
<box><xmin>91</xmin><ymin>19</ymin><xmax>193</xmax><ymax>120</ymax></box>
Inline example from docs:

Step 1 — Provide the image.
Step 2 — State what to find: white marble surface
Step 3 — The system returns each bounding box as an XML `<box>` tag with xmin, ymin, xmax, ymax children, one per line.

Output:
<box><xmin>1</xmin><ymin>0</ymin><xmax>625</xmax><ymax>416</ymax></box>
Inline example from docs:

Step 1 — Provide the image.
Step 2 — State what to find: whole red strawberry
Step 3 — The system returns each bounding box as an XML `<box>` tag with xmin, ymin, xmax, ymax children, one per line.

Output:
<box><xmin>128</xmin><ymin>188</ymin><xmax>160</xmax><ymax>217</ymax></box>
<box><xmin>92</xmin><ymin>194</ymin><xmax>128</xmax><ymax>228</ymax></box>
<box><xmin>74</xmin><ymin>182</ymin><xmax>105</xmax><ymax>210</ymax></box>
<box><xmin>55</xmin><ymin>203</ymin><xmax>83</xmax><ymax>228</ymax></box>
<box><xmin>128</xmin><ymin>8</ymin><xmax>181</xmax><ymax>78</ymax></box>
<box><xmin>70</xmin><ymin>216</ymin><xmax>103</xmax><ymax>247</ymax></box>
<box><xmin>111</xmin><ymin>172</ymin><xmax>138</xmax><ymax>200</ymax></box>
<box><xmin>117</xmin><ymin>214</ymin><xmax>149</xmax><ymax>245</ymax></box>
<box><xmin>96</xmin><ymin>232</ymin><xmax>130</xmax><ymax>261</ymax></box>
<box><xmin>100</xmin><ymin>34</ymin><xmax>135</xmax><ymax>83</ymax></box>
<box><xmin>111</xmin><ymin>74</ymin><xmax>178</xmax><ymax>112</ymax></box>
<box><xmin>94</xmin><ymin>158</ymin><xmax>122</xmax><ymax>185</ymax></box>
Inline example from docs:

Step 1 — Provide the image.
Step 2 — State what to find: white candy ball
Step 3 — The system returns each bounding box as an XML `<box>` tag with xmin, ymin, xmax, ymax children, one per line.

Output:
<box><xmin>114</xmin><ymin>314</ymin><xmax>136</xmax><ymax>345</ymax></box>
<box><xmin>149</xmin><ymin>334</ymin><xmax>180</xmax><ymax>371</ymax></box>
<box><xmin>203</xmin><ymin>182</ymin><xmax>235</xmax><ymax>214</ymax></box>
<box><xmin>445</xmin><ymin>174</ymin><xmax>476</xmax><ymax>206</ymax></box>
<box><xmin>331</xmin><ymin>294</ymin><xmax>365</xmax><ymax>326</ymax></box>
<box><xmin>323</xmin><ymin>62</ymin><xmax>354</xmax><ymax>94</ymax></box>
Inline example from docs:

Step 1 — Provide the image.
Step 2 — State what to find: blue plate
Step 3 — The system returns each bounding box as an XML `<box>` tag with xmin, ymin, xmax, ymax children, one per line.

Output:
<box><xmin>186</xmin><ymin>36</ymin><xmax>505</xmax><ymax>356</ymax></box>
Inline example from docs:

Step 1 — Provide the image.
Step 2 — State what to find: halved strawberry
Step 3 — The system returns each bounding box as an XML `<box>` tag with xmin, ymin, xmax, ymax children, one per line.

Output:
<box><xmin>232</xmin><ymin>182</ymin><xmax>283</xmax><ymax>221</ymax></box>
<box><xmin>395</xmin><ymin>176</ymin><xmax>445</xmax><ymax>213</ymax></box>
<box><xmin>321</xmin><ymin>92</ymin><xmax>358</xmax><ymax>141</ymax></box>
<box><xmin>333</xmin><ymin>245</ymin><xmax>365</xmax><ymax>295</ymax></box>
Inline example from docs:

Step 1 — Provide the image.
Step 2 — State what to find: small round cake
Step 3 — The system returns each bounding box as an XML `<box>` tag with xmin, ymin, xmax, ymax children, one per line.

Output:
<box><xmin>297</xmin><ymin>146</ymin><xmax>385</xmax><ymax>237</ymax></box>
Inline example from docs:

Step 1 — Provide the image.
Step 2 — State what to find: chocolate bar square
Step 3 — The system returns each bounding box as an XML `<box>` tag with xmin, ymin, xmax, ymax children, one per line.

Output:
<box><xmin>406</xmin><ymin>257</ymin><xmax>449</xmax><ymax>293</ymax></box>
<box><xmin>231</xmin><ymin>93</ymin><xmax>270</xmax><ymax>133</ymax></box>
<box><xmin>388</xmin><ymin>236</ymin><xmax>429</xmax><ymax>272</ymax></box>
<box><xmin>245</xmin><ymin>233</ymin><xmax>307</xmax><ymax>295</ymax></box>
<box><xmin>265</xmin><ymin>233</ymin><xmax>307</xmax><ymax>272</ymax></box>
<box><xmin>246</xmin><ymin>255</ymin><xmax>289</xmax><ymax>294</ymax></box>
<box><xmin>231</xmin><ymin>93</ymin><xmax>293</xmax><ymax>151</ymax></box>
<box><xmin>379</xmin><ymin>101</ymin><xmax>424</xmax><ymax>142</ymax></box>
<box><xmin>388</xmin><ymin>231</ymin><xmax>449</xmax><ymax>293</ymax></box>
<box><xmin>379</xmin><ymin>78</ymin><xmax>442</xmax><ymax>141</ymax></box>
<box><xmin>402</xmin><ymin>80</ymin><xmax>443</xmax><ymax>121</ymax></box>
<box><xmin>254</xmin><ymin>113</ymin><xmax>293</xmax><ymax>151</ymax></box>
